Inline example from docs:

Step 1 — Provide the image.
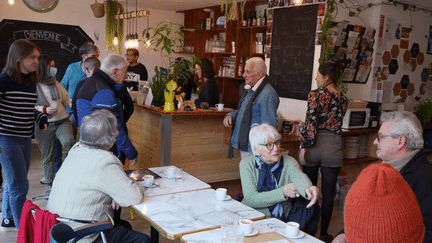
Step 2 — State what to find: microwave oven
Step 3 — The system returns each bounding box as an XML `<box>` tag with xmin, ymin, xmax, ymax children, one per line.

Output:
<box><xmin>342</xmin><ymin>108</ymin><xmax>371</xmax><ymax>129</ymax></box>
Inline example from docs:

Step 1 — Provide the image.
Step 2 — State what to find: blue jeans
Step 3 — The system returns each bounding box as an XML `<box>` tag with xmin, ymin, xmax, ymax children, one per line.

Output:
<box><xmin>93</xmin><ymin>225</ymin><xmax>151</xmax><ymax>243</ymax></box>
<box><xmin>0</xmin><ymin>135</ymin><xmax>31</xmax><ymax>229</ymax></box>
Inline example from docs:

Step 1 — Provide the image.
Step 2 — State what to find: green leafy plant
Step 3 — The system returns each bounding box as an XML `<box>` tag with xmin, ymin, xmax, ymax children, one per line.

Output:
<box><xmin>221</xmin><ymin>0</ymin><xmax>246</xmax><ymax>22</ymax></box>
<box><xmin>142</xmin><ymin>21</ymin><xmax>201</xmax><ymax>105</ymax></box>
<box><xmin>318</xmin><ymin>0</ymin><xmax>347</xmax><ymax>94</ymax></box>
<box><xmin>106</xmin><ymin>0</ymin><xmax>123</xmax><ymax>54</ymax></box>
<box><xmin>414</xmin><ymin>100</ymin><xmax>432</xmax><ymax>125</ymax></box>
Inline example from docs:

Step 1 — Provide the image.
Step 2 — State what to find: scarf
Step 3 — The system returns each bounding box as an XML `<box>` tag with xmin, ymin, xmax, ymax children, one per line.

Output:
<box><xmin>43</xmin><ymin>77</ymin><xmax>59</xmax><ymax>100</ymax></box>
<box><xmin>256</xmin><ymin>155</ymin><xmax>285</xmax><ymax>219</ymax></box>
<box><xmin>228</xmin><ymin>76</ymin><xmax>269</xmax><ymax>158</ymax></box>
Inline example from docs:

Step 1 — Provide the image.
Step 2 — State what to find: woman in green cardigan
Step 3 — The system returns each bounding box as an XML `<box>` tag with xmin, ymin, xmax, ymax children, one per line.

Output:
<box><xmin>240</xmin><ymin>123</ymin><xmax>320</xmax><ymax>235</ymax></box>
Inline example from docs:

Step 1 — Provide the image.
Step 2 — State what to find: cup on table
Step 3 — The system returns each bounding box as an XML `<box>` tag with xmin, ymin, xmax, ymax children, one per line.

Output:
<box><xmin>238</xmin><ymin>219</ymin><xmax>253</xmax><ymax>235</ymax></box>
<box><xmin>174</xmin><ymin>168</ymin><xmax>183</xmax><ymax>182</ymax></box>
<box><xmin>143</xmin><ymin>175</ymin><xmax>154</xmax><ymax>187</ymax></box>
<box><xmin>286</xmin><ymin>221</ymin><xmax>300</xmax><ymax>237</ymax></box>
<box><xmin>164</xmin><ymin>167</ymin><xmax>176</xmax><ymax>179</ymax></box>
<box><xmin>221</xmin><ymin>221</ymin><xmax>243</xmax><ymax>243</ymax></box>
<box><xmin>216</xmin><ymin>188</ymin><xmax>227</xmax><ymax>201</ymax></box>
<box><xmin>136</xmin><ymin>92</ymin><xmax>145</xmax><ymax>105</ymax></box>
<box><xmin>215</xmin><ymin>103</ymin><xmax>224</xmax><ymax>111</ymax></box>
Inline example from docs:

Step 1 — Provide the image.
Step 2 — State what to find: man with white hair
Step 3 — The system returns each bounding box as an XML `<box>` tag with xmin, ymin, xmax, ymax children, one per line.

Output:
<box><xmin>223</xmin><ymin>57</ymin><xmax>279</xmax><ymax>158</ymax></box>
<box><xmin>75</xmin><ymin>54</ymin><xmax>137</xmax><ymax>166</ymax></box>
<box><xmin>374</xmin><ymin>111</ymin><xmax>432</xmax><ymax>242</ymax></box>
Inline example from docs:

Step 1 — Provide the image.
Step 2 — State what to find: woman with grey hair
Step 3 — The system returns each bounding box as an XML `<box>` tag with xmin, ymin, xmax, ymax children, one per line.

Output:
<box><xmin>47</xmin><ymin>109</ymin><xmax>150</xmax><ymax>243</ymax></box>
<box><xmin>239</xmin><ymin>123</ymin><xmax>320</xmax><ymax>235</ymax></box>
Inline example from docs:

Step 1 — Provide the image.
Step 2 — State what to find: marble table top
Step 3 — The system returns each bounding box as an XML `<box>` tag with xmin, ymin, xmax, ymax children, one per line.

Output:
<box><xmin>180</xmin><ymin>218</ymin><xmax>325</xmax><ymax>243</ymax></box>
<box><xmin>132</xmin><ymin>189</ymin><xmax>266</xmax><ymax>240</ymax></box>
<box><xmin>141</xmin><ymin>166</ymin><xmax>211</xmax><ymax>197</ymax></box>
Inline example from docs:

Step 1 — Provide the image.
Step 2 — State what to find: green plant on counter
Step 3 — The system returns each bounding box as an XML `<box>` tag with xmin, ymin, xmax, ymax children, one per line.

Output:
<box><xmin>143</xmin><ymin>21</ymin><xmax>201</xmax><ymax>105</ymax></box>
<box><xmin>221</xmin><ymin>0</ymin><xmax>246</xmax><ymax>22</ymax></box>
<box><xmin>106</xmin><ymin>0</ymin><xmax>123</xmax><ymax>54</ymax></box>
<box><xmin>414</xmin><ymin>99</ymin><xmax>432</xmax><ymax>125</ymax></box>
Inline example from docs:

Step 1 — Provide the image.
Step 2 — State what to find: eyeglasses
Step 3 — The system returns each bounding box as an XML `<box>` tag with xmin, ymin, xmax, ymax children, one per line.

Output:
<box><xmin>376</xmin><ymin>134</ymin><xmax>399</xmax><ymax>142</ymax></box>
<box><xmin>259</xmin><ymin>140</ymin><xmax>282</xmax><ymax>150</ymax></box>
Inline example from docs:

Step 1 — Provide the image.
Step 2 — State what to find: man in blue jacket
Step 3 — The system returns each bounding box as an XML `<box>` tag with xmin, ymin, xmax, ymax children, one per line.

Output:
<box><xmin>75</xmin><ymin>54</ymin><xmax>137</xmax><ymax>166</ymax></box>
<box><xmin>223</xmin><ymin>57</ymin><xmax>279</xmax><ymax>159</ymax></box>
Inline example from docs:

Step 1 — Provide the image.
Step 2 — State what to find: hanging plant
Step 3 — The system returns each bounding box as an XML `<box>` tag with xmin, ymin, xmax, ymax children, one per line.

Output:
<box><xmin>106</xmin><ymin>0</ymin><xmax>124</xmax><ymax>54</ymax></box>
<box><xmin>221</xmin><ymin>0</ymin><xmax>246</xmax><ymax>22</ymax></box>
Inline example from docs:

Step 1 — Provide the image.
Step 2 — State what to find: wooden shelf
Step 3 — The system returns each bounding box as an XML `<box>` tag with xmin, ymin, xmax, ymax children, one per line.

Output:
<box><xmin>183</xmin><ymin>1</ymin><xmax>263</xmax><ymax>109</ymax></box>
<box><xmin>238</xmin><ymin>26</ymin><xmax>267</xmax><ymax>30</ymax></box>
<box><xmin>342</xmin><ymin>128</ymin><xmax>379</xmax><ymax>135</ymax></box>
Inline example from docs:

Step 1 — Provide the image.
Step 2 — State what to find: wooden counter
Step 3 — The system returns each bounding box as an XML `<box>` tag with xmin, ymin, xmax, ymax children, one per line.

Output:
<box><xmin>126</xmin><ymin>105</ymin><xmax>241</xmax><ymax>183</ymax></box>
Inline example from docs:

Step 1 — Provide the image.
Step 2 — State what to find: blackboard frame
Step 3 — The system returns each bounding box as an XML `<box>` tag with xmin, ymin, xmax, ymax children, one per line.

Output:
<box><xmin>0</xmin><ymin>19</ymin><xmax>93</xmax><ymax>80</ymax></box>
<box><xmin>269</xmin><ymin>4</ymin><xmax>319</xmax><ymax>101</ymax></box>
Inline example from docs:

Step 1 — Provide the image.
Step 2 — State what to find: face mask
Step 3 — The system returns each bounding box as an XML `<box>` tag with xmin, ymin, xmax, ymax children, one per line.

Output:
<box><xmin>49</xmin><ymin>67</ymin><xmax>57</xmax><ymax>77</ymax></box>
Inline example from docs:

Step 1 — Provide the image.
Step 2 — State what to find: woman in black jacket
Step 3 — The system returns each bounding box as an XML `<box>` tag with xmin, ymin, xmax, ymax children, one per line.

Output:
<box><xmin>195</xmin><ymin>58</ymin><xmax>220</xmax><ymax>107</ymax></box>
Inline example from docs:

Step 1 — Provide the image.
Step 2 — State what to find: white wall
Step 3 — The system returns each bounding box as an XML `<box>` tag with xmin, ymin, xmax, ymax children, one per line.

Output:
<box><xmin>0</xmin><ymin>1</ymin><xmax>184</xmax><ymax>81</ymax></box>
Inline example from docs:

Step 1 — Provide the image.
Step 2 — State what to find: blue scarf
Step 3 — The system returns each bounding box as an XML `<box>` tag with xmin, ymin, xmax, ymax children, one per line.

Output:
<box><xmin>256</xmin><ymin>155</ymin><xmax>284</xmax><ymax>219</ymax></box>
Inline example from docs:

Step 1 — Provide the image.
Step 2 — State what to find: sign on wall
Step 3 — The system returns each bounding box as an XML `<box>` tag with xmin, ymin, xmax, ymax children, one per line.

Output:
<box><xmin>0</xmin><ymin>19</ymin><xmax>93</xmax><ymax>80</ymax></box>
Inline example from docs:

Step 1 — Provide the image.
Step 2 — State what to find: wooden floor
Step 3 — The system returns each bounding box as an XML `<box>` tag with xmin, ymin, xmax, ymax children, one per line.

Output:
<box><xmin>0</xmin><ymin>141</ymin><xmax>344</xmax><ymax>242</ymax></box>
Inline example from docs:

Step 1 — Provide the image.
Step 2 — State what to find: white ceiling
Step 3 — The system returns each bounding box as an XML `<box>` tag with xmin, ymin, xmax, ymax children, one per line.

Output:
<box><xmin>110</xmin><ymin>0</ymin><xmax>432</xmax><ymax>12</ymax></box>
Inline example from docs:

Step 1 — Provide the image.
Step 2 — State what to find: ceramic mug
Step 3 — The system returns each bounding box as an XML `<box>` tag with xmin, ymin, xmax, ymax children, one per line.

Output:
<box><xmin>286</xmin><ymin>221</ymin><xmax>300</xmax><ymax>237</ymax></box>
<box><xmin>215</xmin><ymin>103</ymin><xmax>224</xmax><ymax>111</ymax></box>
<box><xmin>216</xmin><ymin>188</ymin><xmax>227</xmax><ymax>201</ymax></box>
<box><xmin>239</xmin><ymin>219</ymin><xmax>253</xmax><ymax>235</ymax></box>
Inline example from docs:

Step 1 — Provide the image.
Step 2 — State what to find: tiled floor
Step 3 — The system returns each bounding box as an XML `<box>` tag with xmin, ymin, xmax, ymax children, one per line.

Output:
<box><xmin>0</xmin><ymin>141</ymin><xmax>344</xmax><ymax>242</ymax></box>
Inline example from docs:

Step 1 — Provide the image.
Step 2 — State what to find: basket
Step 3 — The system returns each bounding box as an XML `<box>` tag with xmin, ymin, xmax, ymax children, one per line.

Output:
<box><xmin>91</xmin><ymin>1</ymin><xmax>105</xmax><ymax>18</ymax></box>
<box><xmin>348</xmin><ymin>99</ymin><xmax>368</xmax><ymax>108</ymax></box>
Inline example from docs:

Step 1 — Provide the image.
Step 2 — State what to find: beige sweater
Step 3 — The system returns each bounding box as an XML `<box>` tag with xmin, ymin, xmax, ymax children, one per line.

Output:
<box><xmin>47</xmin><ymin>143</ymin><xmax>144</xmax><ymax>242</ymax></box>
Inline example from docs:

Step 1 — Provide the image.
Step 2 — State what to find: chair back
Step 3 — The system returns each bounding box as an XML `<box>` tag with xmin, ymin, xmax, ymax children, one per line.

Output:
<box><xmin>50</xmin><ymin>221</ymin><xmax>112</xmax><ymax>243</ymax></box>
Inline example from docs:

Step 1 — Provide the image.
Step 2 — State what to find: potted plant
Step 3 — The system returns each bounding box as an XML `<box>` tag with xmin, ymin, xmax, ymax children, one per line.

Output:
<box><xmin>221</xmin><ymin>0</ymin><xmax>246</xmax><ymax>22</ymax></box>
<box><xmin>142</xmin><ymin>21</ymin><xmax>200</xmax><ymax>106</ymax></box>
<box><xmin>414</xmin><ymin>99</ymin><xmax>432</xmax><ymax>127</ymax></box>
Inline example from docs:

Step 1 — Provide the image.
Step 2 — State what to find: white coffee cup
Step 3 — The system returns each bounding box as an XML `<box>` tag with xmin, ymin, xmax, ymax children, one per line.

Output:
<box><xmin>143</xmin><ymin>175</ymin><xmax>154</xmax><ymax>187</ymax></box>
<box><xmin>239</xmin><ymin>219</ymin><xmax>253</xmax><ymax>235</ymax></box>
<box><xmin>216</xmin><ymin>188</ymin><xmax>227</xmax><ymax>201</ymax></box>
<box><xmin>164</xmin><ymin>167</ymin><xmax>176</xmax><ymax>179</ymax></box>
<box><xmin>215</xmin><ymin>103</ymin><xmax>224</xmax><ymax>111</ymax></box>
<box><xmin>286</xmin><ymin>221</ymin><xmax>300</xmax><ymax>237</ymax></box>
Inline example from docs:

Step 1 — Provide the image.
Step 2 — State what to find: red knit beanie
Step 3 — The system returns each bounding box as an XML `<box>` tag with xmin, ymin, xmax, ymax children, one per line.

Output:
<box><xmin>344</xmin><ymin>163</ymin><xmax>425</xmax><ymax>243</ymax></box>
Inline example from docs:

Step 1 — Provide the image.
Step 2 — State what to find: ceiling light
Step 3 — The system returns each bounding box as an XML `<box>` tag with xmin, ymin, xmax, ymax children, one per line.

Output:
<box><xmin>8</xmin><ymin>0</ymin><xmax>15</xmax><ymax>6</ymax></box>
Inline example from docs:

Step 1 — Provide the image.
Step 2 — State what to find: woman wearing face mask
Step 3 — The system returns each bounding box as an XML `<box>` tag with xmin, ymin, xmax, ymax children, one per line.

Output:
<box><xmin>34</xmin><ymin>54</ymin><xmax>75</xmax><ymax>187</ymax></box>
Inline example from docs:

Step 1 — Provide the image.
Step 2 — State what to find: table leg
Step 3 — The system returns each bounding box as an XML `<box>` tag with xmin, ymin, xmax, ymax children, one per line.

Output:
<box><xmin>151</xmin><ymin>226</ymin><xmax>159</xmax><ymax>243</ymax></box>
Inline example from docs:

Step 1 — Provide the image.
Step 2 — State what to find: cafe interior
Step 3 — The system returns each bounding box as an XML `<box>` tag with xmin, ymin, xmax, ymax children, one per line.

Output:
<box><xmin>0</xmin><ymin>0</ymin><xmax>432</xmax><ymax>242</ymax></box>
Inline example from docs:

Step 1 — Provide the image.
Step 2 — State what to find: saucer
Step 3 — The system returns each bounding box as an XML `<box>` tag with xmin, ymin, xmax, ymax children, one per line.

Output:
<box><xmin>215</xmin><ymin>195</ymin><xmax>231</xmax><ymax>201</ymax></box>
<box><xmin>143</xmin><ymin>182</ymin><xmax>160</xmax><ymax>188</ymax></box>
<box><xmin>244</xmin><ymin>228</ymin><xmax>258</xmax><ymax>237</ymax></box>
<box><xmin>283</xmin><ymin>231</ymin><xmax>304</xmax><ymax>239</ymax></box>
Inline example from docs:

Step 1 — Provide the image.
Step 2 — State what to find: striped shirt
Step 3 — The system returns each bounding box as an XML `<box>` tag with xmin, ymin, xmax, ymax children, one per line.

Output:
<box><xmin>0</xmin><ymin>72</ymin><xmax>47</xmax><ymax>138</ymax></box>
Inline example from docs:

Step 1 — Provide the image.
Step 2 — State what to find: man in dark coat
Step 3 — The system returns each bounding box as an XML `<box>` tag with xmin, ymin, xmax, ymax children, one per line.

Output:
<box><xmin>374</xmin><ymin>111</ymin><xmax>432</xmax><ymax>243</ymax></box>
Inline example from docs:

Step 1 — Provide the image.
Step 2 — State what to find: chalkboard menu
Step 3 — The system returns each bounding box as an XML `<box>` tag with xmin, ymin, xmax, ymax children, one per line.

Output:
<box><xmin>269</xmin><ymin>4</ymin><xmax>318</xmax><ymax>101</ymax></box>
<box><xmin>0</xmin><ymin>19</ymin><xmax>93</xmax><ymax>80</ymax></box>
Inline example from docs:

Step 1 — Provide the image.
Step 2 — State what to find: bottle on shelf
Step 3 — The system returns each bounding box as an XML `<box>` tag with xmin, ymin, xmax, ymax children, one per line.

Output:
<box><xmin>242</xmin><ymin>12</ymin><xmax>248</xmax><ymax>27</ymax></box>
<box><xmin>247</xmin><ymin>11</ymin><xmax>252</xmax><ymax>26</ymax></box>
<box><xmin>252</xmin><ymin>11</ymin><xmax>257</xmax><ymax>26</ymax></box>
<box><xmin>263</xmin><ymin>9</ymin><xmax>267</xmax><ymax>26</ymax></box>
<box><xmin>238</xmin><ymin>56</ymin><xmax>244</xmax><ymax>77</ymax></box>
<box><xmin>257</xmin><ymin>11</ymin><xmax>261</xmax><ymax>26</ymax></box>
